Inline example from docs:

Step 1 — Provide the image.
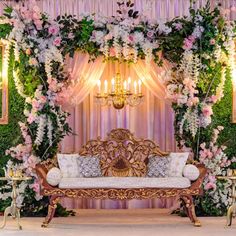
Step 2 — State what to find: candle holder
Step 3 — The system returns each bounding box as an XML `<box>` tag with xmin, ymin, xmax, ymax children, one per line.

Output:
<box><xmin>95</xmin><ymin>72</ymin><xmax>144</xmax><ymax>110</ymax></box>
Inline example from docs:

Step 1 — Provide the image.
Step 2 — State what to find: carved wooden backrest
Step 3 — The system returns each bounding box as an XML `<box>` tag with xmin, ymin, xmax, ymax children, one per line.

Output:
<box><xmin>79</xmin><ymin>128</ymin><xmax>169</xmax><ymax>177</ymax></box>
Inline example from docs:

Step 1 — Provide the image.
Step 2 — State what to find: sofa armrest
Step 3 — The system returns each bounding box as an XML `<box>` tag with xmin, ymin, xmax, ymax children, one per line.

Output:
<box><xmin>190</xmin><ymin>163</ymin><xmax>207</xmax><ymax>191</ymax></box>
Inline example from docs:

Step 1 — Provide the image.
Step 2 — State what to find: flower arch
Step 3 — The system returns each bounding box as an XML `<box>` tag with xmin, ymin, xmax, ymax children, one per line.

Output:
<box><xmin>0</xmin><ymin>0</ymin><xmax>235</xmax><ymax>215</ymax></box>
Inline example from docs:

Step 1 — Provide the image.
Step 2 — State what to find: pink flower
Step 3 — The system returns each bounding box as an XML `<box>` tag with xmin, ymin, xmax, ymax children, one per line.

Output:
<box><xmin>29</xmin><ymin>58</ymin><xmax>38</xmax><ymax>66</ymax></box>
<box><xmin>104</xmin><ymin>33</ymin><xmax>112</xmax><ymax>41</ymax></box>
<box><xmin>27</xmin><ymin>113</ymin><xmax>36</xmax><ymax>124</ymax></box>
<box><xmin>48</xmin><ymin>25</ymin><xmax>59</xmax><ymax>35</ymax></box>
<box><xmin>109</xmin><ymin>47</ymin><xmax>116</xmax><ymax>57</ymax></box>
<box><xmin>187</xmin><ymin>97</ymin><xmax>199</xmax><ymax>106</ymax></box>
<box><xmin>53</xmin><ymin>37</ymin><xmax>61</xmax><ymax>47</ymax></box>
<box><xmin>205</xmin><ymin>182</ymin><xmax>216</xmax><ymax>190</ymax></box>
<box><xmin>25</xmin><ymin>48</ymin><xmax>31</xmax><ymax>55</ymax></box>
<box><xmin>188</xmin><ymin>35</ymin><xmax>196</xmax><ymax>43</ymax></box>
<box><xmin>147</xmin><ymin>31</ymin><xmax>154</xmax><ymax>38</ymax></box>
<box><xmin>34</xmin><ymin>19</ymin><xmax>43</xmax><ymax>30</ymax></box>
<box><xmin>210</xmin><ymin>39</ymin><xmax>216</xmax><ymax>45</ymax></box>
<box><xmin>32</xmin><ymin>99</ymin><xmax>40</xmax><ymax>109</ymax></box>
<box><xmin>31</xmin><ymin>181</ymin><xmax>40</xmax><ymax>194</ymax></box>
<box><xmin>27</xmin><ymin>155</ymin><xmax>39</xmax><ymax>168</ymax></box>
<box><xmin>128</xmin><ymin>35</ymin><xmax>134</xmax><ymax>43</ymax></box>
<box><xmin>39</xmin><ymin>95</ymin><xmax>47</xmax><ymax>104</ymax></box>
<box><xmin>183</xmin><ymin>38</ymin><xmax>193</xmax><ymax>50</ymax></box>
<box><xmin>68</xmin><ymin>32</ymin><xmax>74</xmax><ymax>39</ymax></box>
<box><xmin>33</xmin><ymin>12</ymin><xmax>41</xmax><ymax>20</ymax></box>
<box><xmin>174</xmin><ymin>23</ymin><xmax>183</xmax><ymax>30</ymax></box>
<box><xmin>210</xmin><ymin>95</ymin><xmax>218</xmax><ymax>103</ymax></box>
<box><xmin>202</xmin><ymin>105</ymin><xmax>213</xmax><ymax>117</ymax></box>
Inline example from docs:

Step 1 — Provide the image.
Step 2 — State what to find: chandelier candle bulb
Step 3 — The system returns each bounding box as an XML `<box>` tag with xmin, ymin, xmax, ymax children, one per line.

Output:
<box><xmin>111</xmin><ymin>78</ymin><xmax>115</xmax><ymax>93</ymax></box>
<box><xmin>97</xmin><ymin>80</ymin><xmax>101</xmax><ymax>94</ymax></box>
<box><xmin>124</xmin><ymin>80</ymin><xmax>127</xmax><ymax>91</ymax></box>
<box><xmin>138</xmin><ymin>80</ymin><xmax>142</xmax><ymax>94</ymax></box>
<box><xmin>127</xmin><ymin>77</ymin><xmax>131</xmax><ymax>91</ymax></box>
<box><xmin>134</xmin><ymin>81</ymin><xmax>137</xmax><ymax>94</ymax></box>
<box><xmin>104</xmin><ymin>80</ymin><xmax>108</xmax><ymax>94</ymax></box>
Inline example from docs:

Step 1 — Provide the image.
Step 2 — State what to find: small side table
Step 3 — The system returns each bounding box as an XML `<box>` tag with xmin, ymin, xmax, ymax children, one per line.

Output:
<box><xmin>0</xmin><ymin>176</ymin><xmax>31</xmax><ymax>230</ymax></box>
<box><xmin>217</xmin><ymin>176</ymin><xmax>236</xmax><ymax>226</ymax></box>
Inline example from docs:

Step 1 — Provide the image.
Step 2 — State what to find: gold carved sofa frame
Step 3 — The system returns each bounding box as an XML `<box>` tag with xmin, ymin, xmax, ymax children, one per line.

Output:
<box><xmin>35</xmin><ymin>128</ymin><xmax>207</xmax><ymax>227</ymax></box>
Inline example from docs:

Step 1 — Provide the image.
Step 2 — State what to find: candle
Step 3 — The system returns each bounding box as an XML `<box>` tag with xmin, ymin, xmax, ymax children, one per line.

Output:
<box><xmin>111</xmin><ymin>78</ymin><xmax>115</xmax><ymax>92</ymax></box>
<box><xmin>134</xmin><ymin>81</ymin><xmax>137</xmax><ymax>94</ymax></box>
<box><xmin>138</xmin><ymin>80</ymin><xmax>142</xmax><ymax>94</ymax></box>
<box><xmin>97</xmin><ymin>80</ymin><xmax>101</xmax><ymax>94</ymax></box>
<box><xmin>123</xmin><ymin>80</ymin><xmax>127</xmax><ymax>91</ymax></box>
<box><xmin>127</xmin><ymin>77</ymin><xmax>131</xmax><ymax>91</ymax></box>
<box><xmin>104</xmin><ymin>80</ymin><xmax>108</xmax><ymax>94</ymax></box>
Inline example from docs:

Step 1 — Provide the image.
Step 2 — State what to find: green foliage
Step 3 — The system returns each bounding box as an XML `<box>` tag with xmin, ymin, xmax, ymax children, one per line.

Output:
<box><xmin>212</xmin><ymin>69</ymin><xmax>236</xmax><ymax>160</ymax></box>
<box><xmin>0</xmin><ymin>48</ymin><xmax>24</xmax><ymax>177</ymax></box>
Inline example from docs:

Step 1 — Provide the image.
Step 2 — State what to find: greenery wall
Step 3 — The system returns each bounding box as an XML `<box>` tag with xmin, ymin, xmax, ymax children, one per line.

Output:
<box><xmin>0</xmin><ymin>48</ymin><xmax>24</xmax><ymax>176</ymax></box>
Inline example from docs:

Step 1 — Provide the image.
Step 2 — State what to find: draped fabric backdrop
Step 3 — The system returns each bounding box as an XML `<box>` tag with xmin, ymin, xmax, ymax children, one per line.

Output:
<box><xmin>2</xmin><ymin>0</ymin><xmax>235</xmax><ymax>209</ymax></box>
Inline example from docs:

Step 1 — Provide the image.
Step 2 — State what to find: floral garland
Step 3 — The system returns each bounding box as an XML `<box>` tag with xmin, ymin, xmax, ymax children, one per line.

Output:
<box><xmin>0</xmin><ymin>0</ymin><xmax>234</xmax><ymax>215</ymax></box>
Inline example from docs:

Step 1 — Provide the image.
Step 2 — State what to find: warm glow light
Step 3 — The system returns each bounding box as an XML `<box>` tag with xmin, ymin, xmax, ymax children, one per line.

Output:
<box><xmin>138</xmin><ymin>80</ymin><xmax>142</xmax><ymax>93</ymax></box>
<box><xmin>134</xmin><ymin>81</ymin><xmax>137</xmax><ymax>94</ymax></box>
<box><xmin>104</xmin><ymin>80</ymin><xmax>108</xmax><ymax>94</ymax></box>
<box><xmin>123</xmin><ymin>80</ymin><xmax>127</xmax><ymax>91</ymax></box>
<box><xmin>127</xmin><ymin>77</ymin><xmax>131</xmax><ymax>91</ymax></box>
<box><xmin>232</xmin><ymin>68</ymin><xmax>236</xmax><ymax>89</ymax></box>
<box><xmin>97</xmin><ymin>80</ymin><xmax>101</xmax><ymax>94</ymax></box>
<box><xmin>111</xmin><ymin>78</ymin><xmax>115</xmax><ymax>92</ymax></box>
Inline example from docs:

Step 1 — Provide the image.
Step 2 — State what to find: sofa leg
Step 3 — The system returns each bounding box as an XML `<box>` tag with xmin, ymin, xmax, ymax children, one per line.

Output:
<box><xmin>42</xmin><ymin>196</ymin><xmax>60</xmax><ymax>228</ymax></box>
<box><xmin>180</xmin><ymin>195</ymin><xmax>201</xmax><ymax>227</ymax></box>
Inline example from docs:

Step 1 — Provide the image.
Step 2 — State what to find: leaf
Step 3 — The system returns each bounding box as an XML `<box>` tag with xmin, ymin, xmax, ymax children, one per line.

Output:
<box><xmin>128</xmin><ymin>9</ymin><xmax>133</xmax><ymax>17</ymax></box>
<box><xmin>133</xmin><ymin>11</ymin><xmax>139</xmax><ymax>19</ymax></box>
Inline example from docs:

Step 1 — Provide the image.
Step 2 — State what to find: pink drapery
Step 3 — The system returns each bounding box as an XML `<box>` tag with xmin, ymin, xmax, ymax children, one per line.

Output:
<box><xmin>60</xmin><ymin>53</ymin><xmax>177</xmax><ymax>209</ymax></box>
<box><xmin>1</xmin><ymin>0</ymin><xmax>236</xmax><ymax>20</ymax></box>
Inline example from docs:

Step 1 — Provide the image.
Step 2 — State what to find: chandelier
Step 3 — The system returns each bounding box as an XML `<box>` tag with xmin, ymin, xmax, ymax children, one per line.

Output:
<box><xmin>95</xmin><ymin>72</ymin><xmax>144</xmax><ymax>110</ymax></box>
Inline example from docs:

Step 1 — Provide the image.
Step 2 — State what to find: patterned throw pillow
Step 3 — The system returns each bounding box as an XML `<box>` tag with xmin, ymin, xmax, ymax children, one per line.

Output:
<box><xmin>147</xmin><ymin>156</ymin><xmax>170</xmax><ymax>177</ymax></box>
<box><xmin>168</xmin><ymin>152</ymin><xmax>189</xmax><ymax>177</ymax></box>
<box><xmin>78</xmin><ymin>156</ymin><xmax>102</xmax><ymax>177</ymax></box>
<box><xmin>57</xmin><ymin>153</ymin><xmax>81</xmax><ymax>178</ymax></box>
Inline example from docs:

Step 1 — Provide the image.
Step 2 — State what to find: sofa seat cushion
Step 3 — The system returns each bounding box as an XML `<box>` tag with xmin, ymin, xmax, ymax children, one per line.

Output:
<box><xmin>59</xmin><ymin>177</ymin><xmax>191</xmax><ymax>189</ymax></box>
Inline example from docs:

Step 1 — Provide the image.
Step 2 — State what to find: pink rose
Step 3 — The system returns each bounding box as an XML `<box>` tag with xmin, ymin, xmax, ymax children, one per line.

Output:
<box><xmin>202</xmin><ymin>105</ymin><xmax>213</xmax><ymax>117</ymax></box>
<box><xmin>29</xmin><ymin>58</ymin><xmax>38</xmax><ymax>66</ymax></box>
<box><xmin>210</xmin><ymin>39</ymin><xmax>216</xmax><ymax>45</ymax></box>
<box><xmin>25</xmin><ymin>48</ymin><xmax>31</xmax><ymax>55</ymax></box>
<box><xmin>183</xmin><ymin>38</ymin><xmax>193</xmax><ymax>50</ymax></box>
<box><xmin>48</xmin><ymin>25</ymin><xmax>59</xmax><ymax>35</ymax></box>
<box><xmin>205</xmin><ymin>182</ymin><xmax>216</xmax><ymax>190</ymax></box>
<box><xmin>53</xmin><ymin>37</ymin><xmax>61</xmax><ymax>47</ymax></box>
<box><xmin>128</xmin><ymin>35</ymin><xmax>134</xmax><ymax>43</ymax></box>
<box><xmin>147</xmin><ymin>31</ymin><xmax>154</xmax><ymax>38</ymax></box>
<box><xmin>188</xmin><ymin>35</ymin><xmax>196</xmax><ymax>43</ymax></box>
<box><xmin>33</xmin><ymin>12</ymin><xmax>41</xmax><ymax>20</ymax></box>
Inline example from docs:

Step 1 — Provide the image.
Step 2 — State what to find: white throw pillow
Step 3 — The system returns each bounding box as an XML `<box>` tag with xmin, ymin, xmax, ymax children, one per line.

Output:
<box><xmin>46</xmin><ymin>167</ymin><xmax>62</xmax><ymax>186</ymax></box>
<box><xmin>168</xmin><ymin>152</ymin><xmax>189</xmax><ymax>177</ymax></box>
<box><xmin>57</xmin><ymin>153</ymin><xmax>81</xmax><ymax>178</ymax></box>
<box><xmin>183</xmin><ymin>164</ymin><xmax>200</xmax><ymax>181</ymax></box>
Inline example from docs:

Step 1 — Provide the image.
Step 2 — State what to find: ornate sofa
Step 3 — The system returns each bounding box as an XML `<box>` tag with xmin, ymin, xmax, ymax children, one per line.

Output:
<box><xmin>35</xmin><ymin>129</ymin><xmax>207</xmax><ymax>228</ymax></box>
